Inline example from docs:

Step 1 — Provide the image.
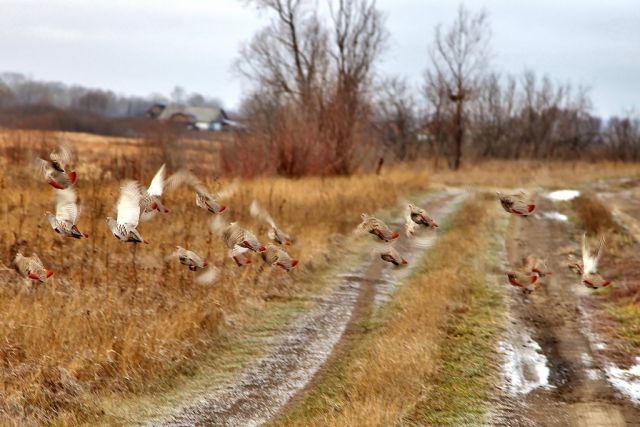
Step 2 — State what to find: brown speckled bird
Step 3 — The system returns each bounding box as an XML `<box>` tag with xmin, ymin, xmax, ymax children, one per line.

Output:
<box><xmin>35</xmin><ymin>142</ymin><xmax>77</xmax><ymax>189</ymax></box>
<box><xmin>571</xmin><ymin>234</ymin><xmax>611</xmax><ymax>289</ymax></box>
<box><xmin>357</xmin><ymin>213</ymin><xmax>399</xmax><ymax>242</ymax></box>
<box><xmin>379</xmin><ymin>245</ymin><xmax>408</xmax><ymax>266</ymax></box>
<box><xmin>408</xmin><ymin>203</ymin><xmax>438</xmax><ymax>229</ymax></box>
<box><xmin>13</xmin><ymin>253</ymin><xmax>54</xmax><ymax>283</ymax></box>
<box><xmin>506</xmin><ymin>271</ymin><xmax>540</xmax><ymax>294</ymax></box>
<box><xmin>139</xmin><ymin>164</ymin><xmax>169</xmax><ymax>222</ymax></box>
<box><xmin>167</xmin><ymin>170</ymin><xmax>234</xmax><ymax>214</ymax></box>
<box><xmin>210</xmin><ymin>217</ymin><xmax>266</xmax><ymax>266</ymax></box>
<box><xmin>261</xmin><ymin>244</ymin><xmax>299</xmax><ymax>272</ymax></box>
<box><xmin>46</xmin><ymin>187</ymin><xmax>88</xmax><ymax>239</ymax></box>
<box><xmin>250</xmin><ymin>200</ymin><xmax>294</xmax><ymax>245</ymax></box>
<box><xmin>497</xmin><ymin>191</ymin><xmax>536</xmax><ymax>216</ymax></box>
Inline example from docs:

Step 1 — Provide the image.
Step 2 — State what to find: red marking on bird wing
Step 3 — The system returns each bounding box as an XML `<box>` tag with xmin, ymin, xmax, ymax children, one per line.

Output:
<box><xmin>48</xmin><ymin>180</ymin><xmax>64</xmax><ymax>190</ymax></box>
<box><xmin>46</xmin><ymin>270</ymin><xmax>54</xmax><ymax>278</ymax></box>
<box><xmin>528</xmin><ymin>204</ymin><xmax>536</xmax><ymax>213</ymax></box>
<box><xmin>67</xmin><ymin>170</ymin><xmax>77</xmax><ymax>184</ymax></box>
<box><xmin>530</xmin><ymin>275</ymin><xmax>538</xmax><ymax>284</ymax></box>
<box><xmin>508</xmin><ymin>277</ymin><xmax>521</xmax><ymax>287</ymax></box>
<box><xmin>602</xmin><ymin>281</ymin><xmax>611</xmax><ymax>287</ymax></box>
<box><xmin>391</xmin><ymin>231</ymin><xmax>400</xmax><ymax>240</ymax></box>
<box><xmin>219</xmin><ymin>205</ymin><xmax>226</xmax><ymax>213</ymax></box>
<box><xmin>28</xmin><ymin>272</ymin><xmax>40</xmax><ymax>280</ymax></box>
<box><xmin>291</xmin><ymin>259</ymin><xmax>299</xmax><ymax>267</ymax></box>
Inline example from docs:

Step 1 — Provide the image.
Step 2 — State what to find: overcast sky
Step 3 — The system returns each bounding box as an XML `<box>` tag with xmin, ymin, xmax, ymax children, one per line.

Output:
<box><xmin>0</xmin><ymin>0</ymin><xmax>637</xmax><ymax>117</ymax></box>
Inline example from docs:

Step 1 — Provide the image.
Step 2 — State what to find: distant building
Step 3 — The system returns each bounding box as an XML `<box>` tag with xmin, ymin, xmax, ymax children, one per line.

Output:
<box><xmin>146</xmin><ymin>104</ymin><xmax>231</xmax><ymax>131</ymax></box>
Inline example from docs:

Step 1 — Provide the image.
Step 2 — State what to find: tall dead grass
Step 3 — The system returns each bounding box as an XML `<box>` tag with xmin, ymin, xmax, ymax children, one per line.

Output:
<box><xmin>0</xmin><ymin>150</ymin><xmax>429</xmax><ymax>424</ymax></box>
<box><xmin>428</xmin><ymin>159</ymin><xmax>640</xmax><ymax>188</ymax></box>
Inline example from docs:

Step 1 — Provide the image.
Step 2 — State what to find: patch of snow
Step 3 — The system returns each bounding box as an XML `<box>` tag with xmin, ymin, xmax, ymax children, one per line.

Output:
<box><xmin>499</xmin><ymin>331</ymin><xmax>551</xmax><ymax>395</ymax></box>
<box><xmin>546</xmin><ymin>189</ymin><xmax>580</xmax><ymax>201</ymax></box>
<box><xmin>606</xmin><ymin>358</ymin><xmax>640</xmax><ymax>403</ymax></box>
<box><xmin>539</xmin><ymin>211</ymin><xmax>569</xmax><ymax>222</ymax></box>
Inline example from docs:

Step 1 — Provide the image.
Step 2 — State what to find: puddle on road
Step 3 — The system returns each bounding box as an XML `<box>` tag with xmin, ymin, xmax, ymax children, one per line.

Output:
<box><xmin>499</xmin><ymin>330</ymin><xmax>551</xmax><ymax>395</ymax></box>
<box><xmin>546</xmin><ymin>190</ymin><xmax>581</xmax><ymax>201</ymax></box>
<box><xmin>539</xmin><ymin>211</ymin><xmax>569</xmax><ymax>222</ymax></box>
<box><xmin>606</xmin><ymin>358</ymin><xmax>640</xmax><ymax>403</ymax></box>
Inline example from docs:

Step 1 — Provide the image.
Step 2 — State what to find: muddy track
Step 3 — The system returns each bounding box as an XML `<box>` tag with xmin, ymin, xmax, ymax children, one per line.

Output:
<box><xmin>151</xmin><ymin>189</ymin><xmax>466</xmax><ymax>427</ymax></box>
<box><xmin>495</xmin><ymin>196</ymin><xmax>640</xmax><ymax>426</ymax></box>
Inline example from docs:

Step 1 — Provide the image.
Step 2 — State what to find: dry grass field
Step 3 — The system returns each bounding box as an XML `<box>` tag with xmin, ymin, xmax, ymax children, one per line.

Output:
<box><xmin>0</xmin><ymin>131</ymin><xmax>431</xmax><ymax>424</ymax></box>
<box><xmin>1</xmin><ymin>131</ymin><xmax>640</xmax><ymax>424</ymax></box>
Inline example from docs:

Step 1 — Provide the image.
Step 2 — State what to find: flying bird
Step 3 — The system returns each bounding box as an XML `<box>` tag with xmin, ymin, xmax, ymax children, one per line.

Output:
<box><xmin>107</xmin><ymin>180</ymin><xmax>148</xmax><ymax>244</ymax></box>
<box><xmin>379</xmin><ymin>244</ymin><xmax>408</xmax><ymax>266</ymax></box>
<box><xmin>497</xmin><ymin>191</ymin><xmax>536</xmax><ymax>216</ymax></box>
<box><xmin>168</xmin><ymin>246</ymin><xmax>219</xmax><ymax>285</ymax></box>
<box><xmin>46</xmin><ymin>187</ymin><xmax>88</xmax><ymax>239</ymax></box>
<box><xmin>357</xmin><ymin>213</ymin><xmax>400</xmax><ymax>242</ymax></box>
<box><xmin>408</xmin><ymin>203</ymin><xmax>438</xmax><ymax>229</ymax></box>
<box><xmin>572</xmin><ymin>234</ymin><xmax>611</xmax><ymax>289</ymax></box>
<box><xmin>168</xmin><ymin>246</ymin><xmax>208</xmax><ymax>271</ymax></box>
<box><xmin>250</xmin><ymin>200</ymin><xmax>294</xmax><ymax>245</ymax></box>
<box><xmin>210</xmin><ymin>217</ymin><xmax>266</xmax><ymax>266</ymax></box>
<box><xmin>139</xmin><ymin>164</ymin><xmax>169</xmax><ymax>222</ymax></box>
<box><xmin>14</xmin><ymin>253</ymin><xmax>54</xmax><ymax>283</ymax></box>
<box><xmin>260</xmin><ymin>244</ymin><xmax>299</xmax><ymax>272</ymax></box>
<box><xmin>506</xmin><ymin>271</ymin><xmax>540</xmax><ymax>294</ymax></box>
<box><xmin>35</xmin><ymin>142</ymin><xmax>77</xmax><ymax>189</ymax></box>
<box><xmin>167</xmin><ymin>170</ymin><xmax>233</xmax><ymax>214</ymax></box>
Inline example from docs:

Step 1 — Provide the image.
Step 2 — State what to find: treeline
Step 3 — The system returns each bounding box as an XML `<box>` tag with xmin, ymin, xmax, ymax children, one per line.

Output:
<box><xmin>223</xmin><ymin>1</ymin><xmax>639</xmax><ymax>176</ymax></box>
<box><xmin>0</xmin><ymin>72</ymin><xmax>222</xmax><ymax>117</ymax></box>
<box><xmin>0</xmin><ymin>73</ymin><xmax>224</xmax><ymax>136</ymax></box>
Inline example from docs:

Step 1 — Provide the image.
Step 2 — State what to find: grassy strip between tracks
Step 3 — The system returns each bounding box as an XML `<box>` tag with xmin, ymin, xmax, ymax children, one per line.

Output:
<box><xmin>275</xmin><ymin>193</ymin><xmax>506</xmax><ymax>426</ymax></box>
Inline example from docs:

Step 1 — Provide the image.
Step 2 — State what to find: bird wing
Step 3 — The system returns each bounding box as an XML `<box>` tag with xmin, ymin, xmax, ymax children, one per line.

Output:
<box><xmin>166</xmin><ymin>169</ymin><xmax>210</xmax><ymax>196</ymax></box>
<box><xmin>55</xmin><ymin>188</ymin><xmax>79</xmax><ymax>224</ymax></box>
<box><xmin>50</xmin><ymin>142</ymin><xmax>73</xmax><ymax>167</ymax></box>
<box><xmin>250</xmin><ymin>200</ymin><xmax>277</xmax><ymax>229</ymax></box>
<box><xmin>216</xmin><ymin>180</ymin><xmax>238</xmax><ymax>200</ymax></box>
<box><xmin>582</xmin><ymin>233</ymin><xmax>598</xmax><ymax>274</ymax></box>
<box><xmin>116</xmin><ymin>180</ymin><xmax>142</xmax><ymax>227</ymax></box>
<box><xmin>34</xmin><ymin>158</ymin><xmax>51</xmax><ymax>179</ymax></box>
<box><xmin>147</xmin><ymin>164</ymin><xmax>166</xmax><ymax>197</ymax></box>
<box><xmin>209</xmin><ymin>216</ymin><xmax>227</xmax><ymax>236</ymax></box>
<box><xmin>593</xmin><ymin>235</ymin><xmax>606</xmax><ymax>272</ymax></box>
<box><xmin>404</xmin><ymin>208</ymin><xmax>417</xmax><ymax>237</ymax></box>
<box><xmin>196</xmin><ymin>266</ymin><xmax>219</xmax><ymax>285</ymax></box>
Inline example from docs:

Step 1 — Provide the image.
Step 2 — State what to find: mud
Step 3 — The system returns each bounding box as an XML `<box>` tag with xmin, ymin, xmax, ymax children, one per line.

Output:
<box><xmin>492</xmin><ymin>195</ymin><xmax>640</xmax><ymax>426</ymax></box>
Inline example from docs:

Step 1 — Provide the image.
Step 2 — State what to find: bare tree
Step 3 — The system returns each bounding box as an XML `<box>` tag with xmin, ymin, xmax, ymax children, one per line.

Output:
<box><xmin>425</xmin><ymin>5</ymin><xmax>491</xmax><ymax>170</ymax></box>
<box><xmin>375</xmin><ymin>76</ymin><xmax>419</xmax><ymax>160</ymax></box>
<box><xmin>233</xmin><ymin>0</ymin><xmax>387</xmax><ymax>176</ymax></box>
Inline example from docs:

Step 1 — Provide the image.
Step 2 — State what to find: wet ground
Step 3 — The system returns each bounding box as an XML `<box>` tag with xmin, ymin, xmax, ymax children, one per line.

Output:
<box><xmin>491</xmin><ymin>191</ymin><xmax>640</xmax><ymax>426</ymax></box>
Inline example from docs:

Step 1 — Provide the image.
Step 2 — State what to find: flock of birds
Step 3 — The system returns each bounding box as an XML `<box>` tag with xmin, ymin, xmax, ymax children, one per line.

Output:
<box><xmin>497</xmin><ymin>191</ymin><xmax>612</xmax><ymax>293</ymax></box>
<box><xmin>13</xmin><ymin>143</ymin><xmax>302</xmax><ymax>285</ymax></box>
<box><xmin>12</xmin><ymin>143</ymin><xmax>612</xmax><ymax>293</ymax></box>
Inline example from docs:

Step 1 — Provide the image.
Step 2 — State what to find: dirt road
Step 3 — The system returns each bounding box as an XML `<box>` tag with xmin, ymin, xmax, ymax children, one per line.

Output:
<box><xmin>494</xmin><ymin>195</ymin><xmax>640</xmax><ymax>426</ymax></box>
<box><xmin>151</xmin><ymin>189</ymin><xmax>466</xmax><ymax>426</ymax></box>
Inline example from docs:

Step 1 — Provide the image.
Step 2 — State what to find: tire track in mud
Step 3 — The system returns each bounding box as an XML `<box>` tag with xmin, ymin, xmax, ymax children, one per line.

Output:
<box><xmin>493</xmin><ymin>195</ymin><xmax>640</xmax><ymax>427</ymax></box>
<box><xmin>151</xmin><ymin>189</ymin><xmax>467</xmax><ymax>427</ymax></box>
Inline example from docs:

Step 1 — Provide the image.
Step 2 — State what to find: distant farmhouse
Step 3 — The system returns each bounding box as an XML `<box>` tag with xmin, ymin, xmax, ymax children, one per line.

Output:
<box><xmin>146</xmin><ymin>104</ymin><xmax>242</xmax><ymax>131</ymax></box>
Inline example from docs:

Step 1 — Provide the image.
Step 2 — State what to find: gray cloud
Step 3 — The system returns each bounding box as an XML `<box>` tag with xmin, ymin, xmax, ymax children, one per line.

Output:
<box><xmin>0</xmin><ymin>0</ymin><xmax>637</xmax><ymax>116</ymax></box>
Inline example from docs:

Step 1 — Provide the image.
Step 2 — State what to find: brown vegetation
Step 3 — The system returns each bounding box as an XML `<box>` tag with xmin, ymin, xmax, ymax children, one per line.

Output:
<box><xmin>0</xmin><ymin>136</ymin><xmax>429</xmax><ymax>424</ymax></box>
